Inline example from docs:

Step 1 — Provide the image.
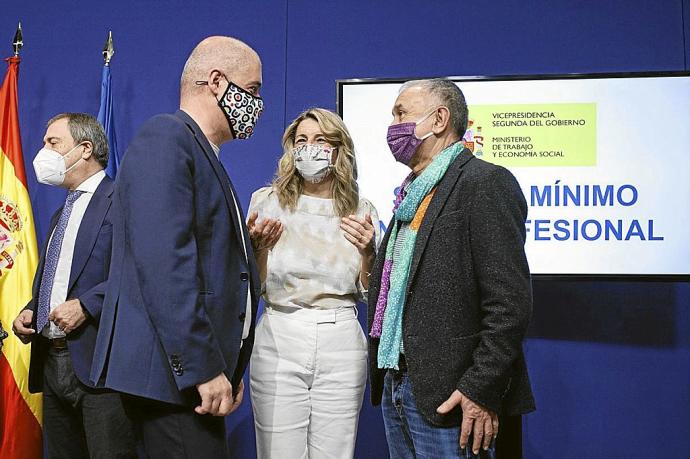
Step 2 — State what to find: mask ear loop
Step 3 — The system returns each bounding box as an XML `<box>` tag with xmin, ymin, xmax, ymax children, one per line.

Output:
<box><xmin>415</xmin><ymin>107</ymin><xmax>442</xmax><ymax>140</ymax></box>
<box><xmin>62</xmin><ymin>143</ymin><xmax>87</xmax><ymax>177</ymax></box>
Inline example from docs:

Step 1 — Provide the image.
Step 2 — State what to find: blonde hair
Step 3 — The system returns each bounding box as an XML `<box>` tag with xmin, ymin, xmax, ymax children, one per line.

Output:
<box><xmin>272</xmin><ymin>108</ymin><xmax>359</xmax><ymax>218</ymax></box>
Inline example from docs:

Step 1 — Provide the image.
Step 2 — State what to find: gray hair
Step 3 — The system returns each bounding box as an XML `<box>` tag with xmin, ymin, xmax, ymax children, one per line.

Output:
<box><xmin>399</xmin><ymin>78</ymin><xmax>468</xmax><ymax>138</ymax></box>
<box><xmin>48</xmin><ymin>113</ymin><xmax>109</xmax><ymax>168</ymax></box>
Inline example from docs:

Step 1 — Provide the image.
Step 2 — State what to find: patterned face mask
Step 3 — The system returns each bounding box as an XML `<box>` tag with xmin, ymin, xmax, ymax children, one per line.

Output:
<box><xmin>293</xmin><ymin>144</ymin><xmax>334</xmax><ymax>183</ymax></box>
<box><xmin>217</xmin><ymin>77</ymin><xmax>264</xmax><ymax>140</ymax></box>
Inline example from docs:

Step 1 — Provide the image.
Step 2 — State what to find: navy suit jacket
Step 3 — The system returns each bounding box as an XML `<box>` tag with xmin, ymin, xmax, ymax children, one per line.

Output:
<box><xmin>24</xmin><ymin>175</ymin><xmax>115</xmax><ymax>393</ymax></box>
<box><xmin>91</xmin><ymin>110</ymin><xmax>260</xmax><ymax>406</ymax></box>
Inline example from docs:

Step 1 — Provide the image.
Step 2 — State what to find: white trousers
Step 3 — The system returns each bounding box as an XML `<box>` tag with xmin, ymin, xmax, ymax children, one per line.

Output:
<box><xmin>250</xmin><ymin>305</ymin><xmax>368</xmax><ymax>459</ymax></box>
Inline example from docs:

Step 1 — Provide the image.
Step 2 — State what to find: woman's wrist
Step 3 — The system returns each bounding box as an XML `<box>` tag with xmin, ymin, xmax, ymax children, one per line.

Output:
<box><xmin>359</xmin><ymin>240</ymin><xmax>376</xmax><ymax>257</ymax></box>
<box><xmin>360</xmin><ymin>250</ymin><xmax>375</xmax><ymax>272</ymax></box>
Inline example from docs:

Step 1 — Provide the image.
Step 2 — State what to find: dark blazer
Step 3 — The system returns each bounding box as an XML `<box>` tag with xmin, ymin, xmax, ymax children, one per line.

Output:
<box><xmin>90</xmin><ymin>110</ymin><xmax>260</xmax><ymax>406</ymax></box>
<box><xmin>367</xmin><ymin>148</ymin><xmax>536</xmax><ymax>426</ymax></box>
<box><xmin>24</xmin><ymin>175</ymin><xmax>115</xmax><ymax>393</ymax></box>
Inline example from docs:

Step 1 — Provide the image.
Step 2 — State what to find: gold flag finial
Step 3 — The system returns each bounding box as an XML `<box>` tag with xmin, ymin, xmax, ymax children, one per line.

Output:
<box><xmin>12</xmin><ymin>22</ymin><xmax>23</xmax><ymax>56</ymax></box>
<box><xmin>103</xmin><ymin>30</ymin><xmax>114</xmax><ymax>65</ymax></box>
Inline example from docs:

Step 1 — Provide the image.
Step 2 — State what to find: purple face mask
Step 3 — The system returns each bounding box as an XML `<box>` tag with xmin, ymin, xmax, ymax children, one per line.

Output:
<box><xmin>386</xmin><ymin>110</ymin><xmax>436</xmax><ymax>165</ymax></box>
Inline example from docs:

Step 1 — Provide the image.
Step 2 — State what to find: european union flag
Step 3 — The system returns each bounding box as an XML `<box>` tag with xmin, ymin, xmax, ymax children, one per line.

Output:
<box><xmin>98</xmin><ymin>64</ymin><xmax>120</xmax><ymax>178</ymax></box>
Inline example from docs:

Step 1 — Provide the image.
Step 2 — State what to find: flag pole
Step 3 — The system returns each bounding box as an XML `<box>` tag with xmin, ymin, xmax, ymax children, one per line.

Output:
<box><xmin>12</xmin><ymin>22</ymin><xmax>22</xmax><ymax>56</ymax></box>
<box><xmin>103</xmin><ymin>30</ymin><xmax>114</xmax><ymax>66</ymax></box>
<box><xmin>1</xmin><ymin>20</ymin><xmax>43</xmax><ymax>459</ymax></box>
<box><xmin>99</xmin><ymin>30</ymin><xmax>120</xmax><ymax>178</ymax></box>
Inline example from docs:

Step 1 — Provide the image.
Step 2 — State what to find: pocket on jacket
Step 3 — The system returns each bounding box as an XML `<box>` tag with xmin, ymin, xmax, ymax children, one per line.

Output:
<box><xmin>432</xmin><ymin>209</ymin><xmax>465</xmax><ymax>231</ymax></box>
<box><xmin>450</xmin><ymin>332</ymin><xmax>481</xmax><ymax>343</ymax></box>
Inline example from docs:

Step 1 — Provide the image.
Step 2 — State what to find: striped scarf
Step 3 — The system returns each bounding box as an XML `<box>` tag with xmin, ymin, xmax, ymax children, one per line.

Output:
<box><xmin>371</xmin><ymin>142</ymin><xmax>463</xmax><ymax>369</ymax></box>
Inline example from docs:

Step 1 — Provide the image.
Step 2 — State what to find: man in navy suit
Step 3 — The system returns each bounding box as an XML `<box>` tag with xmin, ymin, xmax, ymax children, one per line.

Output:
<box><xmin>12</xmin><ymin>113</ymin><xmax>135</xmax><ymax>458</ymax></box>
<box><xmin>90</xmin><ymin>36</ymin><xmax>264</xmax><ymax>457</ymax></box>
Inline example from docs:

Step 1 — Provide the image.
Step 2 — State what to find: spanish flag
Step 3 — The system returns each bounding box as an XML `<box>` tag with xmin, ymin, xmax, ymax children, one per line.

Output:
<box><xmin>0</xmin><ymin>56</ymin><xmax>42</xmax><ymax>458</ymax></box>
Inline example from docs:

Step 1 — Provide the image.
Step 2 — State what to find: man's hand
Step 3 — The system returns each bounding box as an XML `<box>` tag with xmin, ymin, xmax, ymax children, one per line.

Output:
<box><xmin>437</xmin><ymin>390</ymin><xmax>499</xmax><ymax>455</ymax></box>
<box><xmin>49</xmin><ymin>299</ymin><xmax>87</xmax><ymax>335</ymax></box>
<box><xmin>12</xmin><ymin>309</ymin><xmax>35</xmax><ymax>344</ymax></box>
<box><xmin>247</xmin><ymin>212</ymin><xmax>283</xmax><ymax>252</ymax></box>
<box><xmin>0</xmin><ymin>321</ymin><xmax>8</xmax><ymax>350</ymax></box>
<box><xmin>195</xmin><ymin>372</ymin><xmax>234</xmax><ymax>416</ymax></box>
<box><xmin>228</xmin><ymin>380</ymin><xmax>245</xmax><ymax>415</ymax></box>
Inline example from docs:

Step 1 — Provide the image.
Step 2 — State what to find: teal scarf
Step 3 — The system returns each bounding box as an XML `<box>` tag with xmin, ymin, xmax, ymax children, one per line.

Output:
<box><xmin>373</xmin><ymin>142</ymin><xmax>463</xmax><ymax>368</ymax></box>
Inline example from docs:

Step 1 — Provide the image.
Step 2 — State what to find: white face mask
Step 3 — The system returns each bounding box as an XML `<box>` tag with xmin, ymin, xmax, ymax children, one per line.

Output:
<box><xmin>32</xmin><ymin>143</ymin><xmax>84</xmax><ymax>186</ymax></box>
<box><xmin>293</xmin><ymin>144</ymin><xmax>334</xmax><ymax>183</ymax></box>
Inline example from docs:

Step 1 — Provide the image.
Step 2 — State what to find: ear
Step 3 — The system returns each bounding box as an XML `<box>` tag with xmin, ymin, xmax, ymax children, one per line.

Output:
<box><xmin>432</xmin><ymin>106</ymin><xmax>451</xmax><ymax>134</ymax></box>
<box><xmin>80</xmin><ymin>141</ymin><xmax>93</xmax><ymax>159</ymax></box>
<box><xmin>208</xmin><ymin>69</ymin><xmax>226</xmax><ymax>97</ymax></box>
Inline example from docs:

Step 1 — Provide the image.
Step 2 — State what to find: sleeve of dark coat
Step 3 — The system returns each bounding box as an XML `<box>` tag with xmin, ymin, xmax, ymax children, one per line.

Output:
<box><xmin>456</xmin><ymin>166</ymin><xmax>532</xmax><ymax>413</ymax></box>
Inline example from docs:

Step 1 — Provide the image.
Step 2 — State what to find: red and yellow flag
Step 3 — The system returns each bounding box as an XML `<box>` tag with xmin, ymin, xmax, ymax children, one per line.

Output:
<box><xmin>0</xmin><ymin>56</ymin><xmax>42</xmax><ymax>459</ymax></box>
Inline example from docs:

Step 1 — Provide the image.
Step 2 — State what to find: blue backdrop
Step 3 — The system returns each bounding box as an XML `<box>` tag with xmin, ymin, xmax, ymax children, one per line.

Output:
<box><xmin>2</xmin><ymin>1</ymin><xmax>689</xmax><ymax>457</ymax></box>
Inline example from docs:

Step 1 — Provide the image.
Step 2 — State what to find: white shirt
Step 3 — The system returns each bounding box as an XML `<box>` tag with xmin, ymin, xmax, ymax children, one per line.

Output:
<box><xmin>43</xmin><ymin>170</ymin><xmax>106</xmax><ymax>338</ymax></box>
<box><xmin>248</xmin><ymin>187</ymin><xmax>381</xmax><ymax>310</ymax></box>
<box><xmin>209</xmin><ymin>141</ymin><xmax>252</xmax><ymax>342</ymax></box>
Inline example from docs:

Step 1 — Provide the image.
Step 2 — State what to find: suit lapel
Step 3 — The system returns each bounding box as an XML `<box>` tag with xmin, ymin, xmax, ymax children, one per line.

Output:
<box><xmin>68</xmin><ymin>177</ymin><xmax>114</xmax><ymax>292</ymax></box>
<box><xmin>174</xmin><ymin>111</ymin><xmax>260</xmax><ymax>298</ymax></box>
<box><xmin>47</xmin><ymin>207</ymin><xmax>62</xmax><ymax>235</ymax></box>
<box><xmin>175</xmin><ymin>111</ymin><xmax>247</xmax><ymax>252</ymax></box>
<box><xmin>406</xmin><ymin>148</ymin><xmax>474</xmax><ymax>289</ymax></box>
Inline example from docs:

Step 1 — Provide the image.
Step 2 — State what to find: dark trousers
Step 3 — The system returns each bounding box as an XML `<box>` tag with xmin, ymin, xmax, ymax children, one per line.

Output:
<box><xmin>495</xmin><ymin>413</ymin><xmax>522</xmax><ymax>459</ymax></box>
<box><xmin>122</xmin><ymin>394</ymin><xmax>229</xmax><ymax>459</ymax></box>
<box><xmin>43</xmin><ymin>346</ymin><xmax>136</xmax><ymax>459</ymax></box>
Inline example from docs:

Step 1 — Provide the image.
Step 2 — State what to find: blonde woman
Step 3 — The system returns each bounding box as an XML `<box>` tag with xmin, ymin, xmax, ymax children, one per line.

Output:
<box><xmin>248</xmin><ymin>108</ymin><xmax>380</xmax><ymax>458</ymax></box>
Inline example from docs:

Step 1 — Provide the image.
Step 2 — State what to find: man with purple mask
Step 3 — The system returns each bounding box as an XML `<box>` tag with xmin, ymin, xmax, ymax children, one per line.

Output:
<box><xmin>367</xmin><ymin>79</ymin><xmax>536</xmax><ymax>458</ymax></box>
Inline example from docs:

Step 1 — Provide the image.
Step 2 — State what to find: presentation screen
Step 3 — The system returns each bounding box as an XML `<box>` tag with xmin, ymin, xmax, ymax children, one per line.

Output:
<box><xmin>338</xmin><ymin>73</ymin><xmax>690</xmax><ymax>278</ymax></box>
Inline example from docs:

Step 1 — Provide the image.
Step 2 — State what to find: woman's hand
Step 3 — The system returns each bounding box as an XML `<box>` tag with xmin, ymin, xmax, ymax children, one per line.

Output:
<box><xmin>248</xmin><ymin>212</ymin><xmax>283</xmax><ymax>252</ymax></box>
<box><xmin>341</xmin><ymin>214</ymin><xmax>375</xmax><ymax>257</ymax></box>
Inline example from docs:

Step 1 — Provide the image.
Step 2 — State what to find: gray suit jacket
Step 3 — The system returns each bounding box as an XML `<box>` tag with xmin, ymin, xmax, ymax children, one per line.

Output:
<box><xmin>367</xmin><ymin>148</ymin><xmax>536</xmax><ymax>426</ymax></box>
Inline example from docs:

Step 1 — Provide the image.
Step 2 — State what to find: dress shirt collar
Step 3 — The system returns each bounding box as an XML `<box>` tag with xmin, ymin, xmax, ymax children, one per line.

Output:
<box><xmin>209</xmin><ymin>140</ymin><xmax>220</xmax><ymax>157</ymax></box>
<box><xmin>75</xmin><ymin>169</ymin><xmax>106</xmax><ymax>194</ymax></box>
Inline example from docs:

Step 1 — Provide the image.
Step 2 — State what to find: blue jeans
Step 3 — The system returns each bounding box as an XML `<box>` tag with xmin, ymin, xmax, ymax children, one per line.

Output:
<box><xmin>382</xmin><ymin>370</ymin><xmax>496</xmax><ymax>459</ymax></box>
